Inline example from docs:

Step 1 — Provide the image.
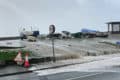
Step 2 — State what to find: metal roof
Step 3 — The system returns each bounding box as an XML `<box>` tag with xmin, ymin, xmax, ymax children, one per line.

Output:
<box><xmin>107</xmin><ymin>22</ymin><xmax>120</xmax><ymax>24</ymax></box>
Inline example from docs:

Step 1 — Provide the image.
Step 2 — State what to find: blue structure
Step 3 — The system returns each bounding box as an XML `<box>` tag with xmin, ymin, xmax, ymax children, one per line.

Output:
<box><xmin>33</xmin><ymin>31</ymin><xmax>40</xmax><ymax>37</ymax></box>
<box><xmin>81</xmin><ymin>28</ymin><xmax>97</xmax><ymax>33</ymax></box>
<box><xmin>116</xmin><ymin>41</ymin><xmax>120</xmax><ymax>45</ymax></box>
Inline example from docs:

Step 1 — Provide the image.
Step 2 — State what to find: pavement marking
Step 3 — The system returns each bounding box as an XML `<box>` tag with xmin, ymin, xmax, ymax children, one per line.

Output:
<box><xmin>65</xmin><ymin>72</ymin><xmax>104</xmax><ymax>80</ymax></box>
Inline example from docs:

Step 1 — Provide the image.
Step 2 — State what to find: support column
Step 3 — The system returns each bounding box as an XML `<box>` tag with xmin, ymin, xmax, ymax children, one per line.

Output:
<box><xmin>119</xmin><ymin>24</ymin><xmax>120</xmax><ymax>32</ymax></box>
<box><xmin>111</xmin><ymin>24</ymin><xmax>113</xmax><ymax>33</ymax></box>
<box><xmin>108</xmin><ymin>24</ymin><xmax>110</xmax><ymax>32</ymax></box>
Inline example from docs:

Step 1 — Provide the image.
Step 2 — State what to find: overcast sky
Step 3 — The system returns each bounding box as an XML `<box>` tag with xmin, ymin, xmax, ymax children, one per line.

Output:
<box><xmin>0</xmin><ymin>0</ymin><xmax>120</xmax><ymax>36</ymax></box>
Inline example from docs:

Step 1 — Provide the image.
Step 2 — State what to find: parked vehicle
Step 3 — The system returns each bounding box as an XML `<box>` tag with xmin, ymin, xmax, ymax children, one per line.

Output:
<box><xmin>61</xmin><ymin>31</ymin><xmax>72</xmax><ymax>39</ymax></box>
<box><xmin>96</xmin><ymin>32</ymin><xmax>108</xmax><ymax>38</ymax></box>
<box><xmin>20</xmin><ymin>28</ymin><xmax>39</xmax><ymax>41</ymax></box>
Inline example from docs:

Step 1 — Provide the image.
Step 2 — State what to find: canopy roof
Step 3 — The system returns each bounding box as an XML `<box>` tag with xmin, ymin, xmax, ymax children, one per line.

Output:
<box><xmin>107</xmin><ymin>22</ymin><xmax>120</xmax><ymax>24</ymax></box>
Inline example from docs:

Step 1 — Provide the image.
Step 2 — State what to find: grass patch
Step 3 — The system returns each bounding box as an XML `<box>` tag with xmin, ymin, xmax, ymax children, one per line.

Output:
<box><xmin>0</xmin><ymin>50</ymin><xmax>33</xmax><ymax>61</ymax></box>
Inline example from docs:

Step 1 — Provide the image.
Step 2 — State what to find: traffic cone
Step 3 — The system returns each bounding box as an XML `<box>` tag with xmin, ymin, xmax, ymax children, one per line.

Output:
<box><xmin>24</xmin><ymin>53</ymin><xmax>30</xmax><ymax>68</ymax></box>
<box><xmin>14</xmin><ymin>51</ymin><xmax>23</xmax><ymax>65</ymax></box>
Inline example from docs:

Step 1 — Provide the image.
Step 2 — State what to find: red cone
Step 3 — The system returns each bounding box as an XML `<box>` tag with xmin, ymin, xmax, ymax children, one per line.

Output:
<box><xmin>24</xmin><ymin>53</ymin><xmax>30</xmax><ymax>68</ymax></box>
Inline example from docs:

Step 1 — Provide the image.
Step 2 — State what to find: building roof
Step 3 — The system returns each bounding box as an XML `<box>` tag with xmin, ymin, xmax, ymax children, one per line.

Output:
<box><xmin>107</xmin><ymin>22</ymin><xmax>120</xmax><ymax>24</ymax></box>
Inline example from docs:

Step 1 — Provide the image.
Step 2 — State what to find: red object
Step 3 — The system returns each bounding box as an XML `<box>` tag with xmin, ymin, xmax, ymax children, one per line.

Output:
<box><xmin>24</xmin><ymin>53</ymin><xmax>30</xmax><ymax>68</ymax></box>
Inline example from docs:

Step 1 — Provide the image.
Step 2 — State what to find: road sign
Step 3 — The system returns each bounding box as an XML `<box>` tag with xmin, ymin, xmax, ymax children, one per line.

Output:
<box><xmin>49</xmin><ymin>24</ymin><xmax>56</xmax><ymax>62</ymax></box>
<box><xmin>49</xmin><ymin>24</ymin><xmax>55</xmax><ymax>34</ymax></box>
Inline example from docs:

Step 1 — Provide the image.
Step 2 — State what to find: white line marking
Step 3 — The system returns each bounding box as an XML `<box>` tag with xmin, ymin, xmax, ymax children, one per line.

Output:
<box><xmin>65</xmin><ymin>72</ymin><xmax>104</xmax><ymax>80</ymax></box>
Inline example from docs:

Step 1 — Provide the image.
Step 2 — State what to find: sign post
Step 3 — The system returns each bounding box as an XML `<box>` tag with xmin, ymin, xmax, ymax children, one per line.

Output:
<box><xmin>49</xmin><ymin>24</ymin><xmax>56</xmax><ymax>62</ymax></box>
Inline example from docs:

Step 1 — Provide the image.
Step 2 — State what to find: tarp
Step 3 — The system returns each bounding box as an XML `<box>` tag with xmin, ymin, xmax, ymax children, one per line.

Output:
<box><xmin>116</xmin><ymin>41</ymin><xmax>120</xmax><ymax>45</ymax></box>
<box><xmin>81</xmin><ymin>28</ymin><xmax>97</xmax><ymax>33</ymax></box>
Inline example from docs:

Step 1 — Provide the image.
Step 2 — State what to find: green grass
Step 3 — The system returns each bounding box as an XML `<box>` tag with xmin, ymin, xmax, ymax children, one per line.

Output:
<box><xmin>0</xmin><ymin>50</ymin><xmax>33</xmax><ymax>61</ymax></box>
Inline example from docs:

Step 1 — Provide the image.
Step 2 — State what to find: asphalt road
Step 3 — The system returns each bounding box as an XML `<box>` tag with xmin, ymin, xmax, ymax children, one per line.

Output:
<box><xmin>1</xmin><ymin>71</ymin><xmax>120</xmax><ymax>80</ymax></box>
<box><xmin>38</xmin><ymin>72</ymin><xmax>120</xmax><ymax>80</ymax></box>
<box><xmin>0</xmin><ymin>73</ymin><xmax>40</xmax><ymax>80</ymax></box>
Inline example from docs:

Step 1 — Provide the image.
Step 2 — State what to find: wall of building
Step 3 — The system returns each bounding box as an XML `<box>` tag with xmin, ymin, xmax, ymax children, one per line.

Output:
<box><xmin>113</xmin><ymin>24</ymin><xmax>120</xmax><ymax>32</ymax></box>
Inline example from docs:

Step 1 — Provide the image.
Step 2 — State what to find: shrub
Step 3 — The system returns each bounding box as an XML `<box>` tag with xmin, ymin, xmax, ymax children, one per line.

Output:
<box><xmin>0</xmin><ymin>50</ymin><xmax>32</xmax><ymax>61</ymax></box>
